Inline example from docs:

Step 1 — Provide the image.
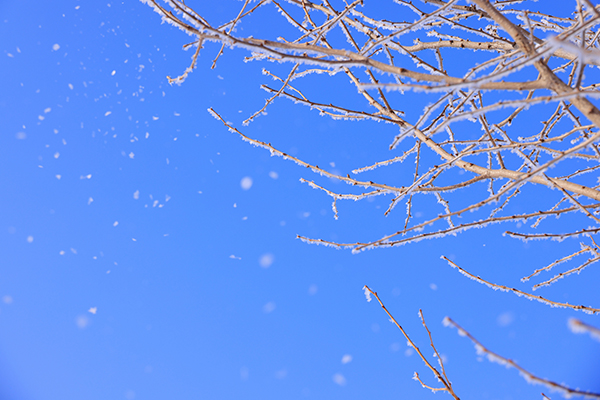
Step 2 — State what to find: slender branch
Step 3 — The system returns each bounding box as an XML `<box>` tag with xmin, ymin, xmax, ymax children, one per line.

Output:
<box><xmin>569</xmin><ymin>318</ymin><xmax>600</xmax><ymax>342</ymax></box>
<box><xmin>363</xmin><ymin>286</ymin><xmax>460</xmax><ymax>399</ymax></box>
<box><xmin>443</xmin><ymin>317</ymin><xmax>600</xmax><ymax>398</ymax></box>
<box><xmin>442</xmin><ymin>256</ymin><xmax>600</xmax><ymax>314</ymax></box>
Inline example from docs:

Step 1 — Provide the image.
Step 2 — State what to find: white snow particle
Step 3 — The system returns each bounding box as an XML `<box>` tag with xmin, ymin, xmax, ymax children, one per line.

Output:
<box><xmin>496</xmin><ymin>311</ymin><xmax>515</xmax><ymax>327</ymax></box>
<box><xmin>240</xmin><ymin>176</ymin><xmax>253</xmax><ymax>190</ymax></box>
<box><xmin>263</xmin><ymin>302</ymin><xmax>276</xmax><ymax>313</ymax></box>
<box><xmin>75</xmin><ymin>315</ymin><xmax>89</xmax><ymax>329</ymax></box>
<box><xmin>275</xmin><ymin>369</ymin><xmax>287</xmax><ymax>379</ymax></box>
<box><xmin>52</xmin><ymin>44</ymin><xmax>60</xmax><ymax>51</ymax></box>
<box><xmin>332</xmin><ymin>373</ymin><xmax>346</xmax><ymax>386</ymax></box>
<box><xmin>259</xmin><ymin>253</ymin><xmax>274</xmax><ymax>268</ymax></box>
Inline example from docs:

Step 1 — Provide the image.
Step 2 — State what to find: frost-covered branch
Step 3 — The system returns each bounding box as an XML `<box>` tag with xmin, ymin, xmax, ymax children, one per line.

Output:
<box><xmin>444</xmin><ymin>317</ymin><xmax>600</xmax><ymax>398</ymax></box>
<box><xmin>442</xmin><ymin>256</ymin><xmax>600</xmax><ymax>314</ymax></box>
<box><xmin>363</xmin><ymin>286</ymin><xmax>459</xmax><ymax>399</ymax></box>
<box><xmin>143</xmin><ymin>1</ymin><xmax>600</xmax><ymax>396</ymax></box>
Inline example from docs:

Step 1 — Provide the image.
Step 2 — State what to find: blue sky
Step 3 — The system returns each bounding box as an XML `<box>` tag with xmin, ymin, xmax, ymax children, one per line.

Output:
<box><xmin>1</xmin><ymin>1</ymin><xmax>600</xmax><ymax>399</ymax></box>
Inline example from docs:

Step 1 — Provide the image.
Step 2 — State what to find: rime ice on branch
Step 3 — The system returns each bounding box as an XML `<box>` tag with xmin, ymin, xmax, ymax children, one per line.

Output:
<box><xmin>142</xmin><ymin>0</ymin><xmax>600</xmax><ymax>274</ymax></box>
<box><xmin>143</xmin><ymin>0</ymin><xmax>600</xmax><ymax>302</ymax></box>
<box><xmin>142</xmin><ymin>0</ymin><xmax>600</xmax><ymax>397</ymax></box>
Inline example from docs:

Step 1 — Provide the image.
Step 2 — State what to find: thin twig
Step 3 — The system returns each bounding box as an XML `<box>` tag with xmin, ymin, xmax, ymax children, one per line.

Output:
<box><xmin>442</xmin><ymin>256</ymin><xmax>600</xmax><ymax>314</ymax></box>
<box><xmin>444</xmin><ymin>317</ymin><xmax>600</xmax><ymax>398</ymax></box>
<box><xmin>363</xmin><ymin>286</ymin><xmax>460</xmax><ymax>399</ymax></box>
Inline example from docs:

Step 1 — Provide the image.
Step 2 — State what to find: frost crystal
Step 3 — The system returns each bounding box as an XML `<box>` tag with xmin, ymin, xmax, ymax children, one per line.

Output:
<box><xmin>362</xmin><ymin>286</ymin><xmax>372</xmax><ymax>302</ymax></box>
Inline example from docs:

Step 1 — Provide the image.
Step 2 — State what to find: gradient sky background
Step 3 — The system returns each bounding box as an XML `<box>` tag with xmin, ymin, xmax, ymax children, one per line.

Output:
<box><xmin>1</xmin><ymin>1</ymin><xmax>600</xmax><ymax>399</ymax></box>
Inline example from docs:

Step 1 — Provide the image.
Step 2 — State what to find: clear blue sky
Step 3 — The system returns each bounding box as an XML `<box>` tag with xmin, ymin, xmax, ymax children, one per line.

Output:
<box><xmin>1</xmin><ymin>1</ymin><xmax>599</xmax><ymax>399</ymax></box>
